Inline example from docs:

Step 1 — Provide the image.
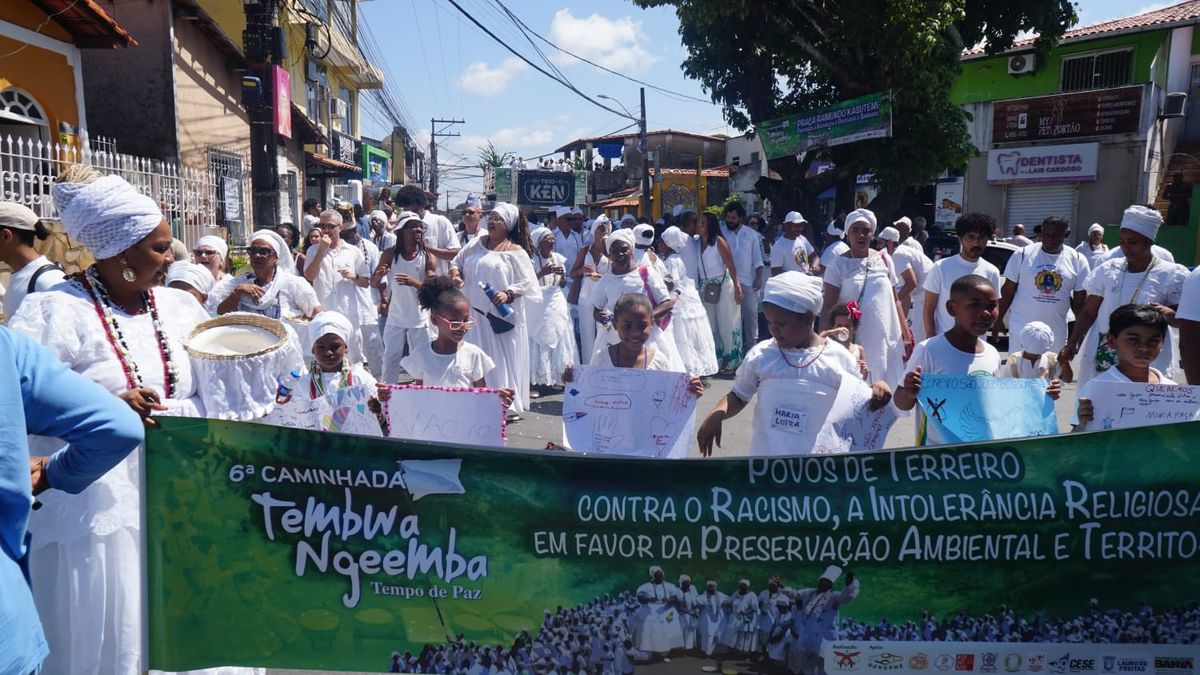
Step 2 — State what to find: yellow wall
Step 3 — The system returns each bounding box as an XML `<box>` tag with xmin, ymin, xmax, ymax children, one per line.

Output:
<box><xmin>173</xmin><ymin>16</ymin><xmax>250</xmax><ymax>170</ymax></box>
<box><xmin>0</xmin><ymin>3</ymin><xmax>73</xmax><ymax>43</ymax></box>
<box><xmin>0</xmin><ymin>35</ymin><xmax>79</xmax><ymax>141</ymax></box>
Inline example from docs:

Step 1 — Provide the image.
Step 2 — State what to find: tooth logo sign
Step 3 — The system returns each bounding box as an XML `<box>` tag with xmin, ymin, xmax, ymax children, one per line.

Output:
<box><xmin>996</xmin><ymin>152</ymin><xmax>1022</xmax><ymax>176</ymax></box>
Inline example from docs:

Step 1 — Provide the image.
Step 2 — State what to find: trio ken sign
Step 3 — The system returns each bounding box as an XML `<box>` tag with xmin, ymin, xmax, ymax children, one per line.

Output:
<box><xmin>986</xmin><ymin>142</ymin><xmax>1099</xmax><ymax>185</ymax></box>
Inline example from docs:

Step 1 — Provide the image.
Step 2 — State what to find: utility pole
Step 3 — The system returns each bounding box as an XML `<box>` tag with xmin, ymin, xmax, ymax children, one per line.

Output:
<box><xmin>243</xmin><ymin>0</ymin><xmax>282</xmax><ymax>231</ymax></box>
<box><xmin>429</xmin><ymin>118</ymin><xmax>464</xmax><ymax>196</ymax></box>
<box><xmin>639</xmin><ymin>87</ymin><xmax>650</xmax><ymax>220</ymax></box>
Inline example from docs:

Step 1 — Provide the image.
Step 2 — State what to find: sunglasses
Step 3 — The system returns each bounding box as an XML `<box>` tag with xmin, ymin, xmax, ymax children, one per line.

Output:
<box><xmin>464</xmin><ymin>210</ymin><xmax>482</xmax><ymax>216</ymax></box>
<box><xmin>247</xmin><ymin>246</ymin><xmax>276</xmax><ymax>257</ymax></box>
<box><xmin>432</xmin><ymin>313</ymin><xmax>476</xmax><ymax>331</ymax></box>
<box><xmin>193</xmin><ymin>249</ymin><xmax>217</xmax><ymax>257</ymax></box>
<box><xmin>319</xmin><ymin>223</ymin><xmax>339</xmax><ymax>230</ymax></box>
<box><xmin>487</xmin><ymin>213</ymin><xmax>506</xmax><ymax>222</ymax></box>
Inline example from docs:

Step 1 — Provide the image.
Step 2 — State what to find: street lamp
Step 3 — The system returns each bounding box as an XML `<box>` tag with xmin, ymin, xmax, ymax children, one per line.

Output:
<box><xmin>598</xmin><ymin>88</ymin><xmax>649</xmax><ymax>219</ymax></box>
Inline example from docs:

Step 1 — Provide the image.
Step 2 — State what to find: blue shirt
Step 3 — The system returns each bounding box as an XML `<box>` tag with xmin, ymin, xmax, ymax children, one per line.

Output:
<box><xmin>0</xmin><ymin>327</ymin><xmax>143</xmax><ymax>674</ymax></box>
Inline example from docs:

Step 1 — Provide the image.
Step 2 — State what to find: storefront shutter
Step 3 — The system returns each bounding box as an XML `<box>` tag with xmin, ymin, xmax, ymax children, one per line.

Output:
<box><xmin>1004</xmin><ymin>183</ymin><xmax>1078</xmax><ymax>237</ymax></box>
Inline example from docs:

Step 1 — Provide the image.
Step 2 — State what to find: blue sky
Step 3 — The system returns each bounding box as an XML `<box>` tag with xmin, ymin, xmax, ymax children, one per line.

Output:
<box><xmin>356</xmin><ymin>0</ymin><xmax>1171</xmax><ymax>206</ymax></box>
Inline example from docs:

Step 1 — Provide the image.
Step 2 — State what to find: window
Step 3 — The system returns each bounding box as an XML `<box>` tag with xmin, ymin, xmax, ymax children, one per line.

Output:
<box><xmin>731</xmin><ymin>155</ymin><xmax>741</xmax><ymax>166</ymax></box>
<box><xmin>1061</xmin><ymin>49</ymin><xmax>1132</xmax><ymax>92</ymax></box>
<box><xmin>208</xmin><ymin>147</ymin><xmax>245</xmax><ymax>230</ymax></box>
<box><xmin>305</xmin><ymin>60</ymin><xmax>328</xmax><ymax>125</ymax></box>
<box><xmin>750</xmin><ymin>151</ymin><xmax>760</xmax><ymax>165</ymax></box>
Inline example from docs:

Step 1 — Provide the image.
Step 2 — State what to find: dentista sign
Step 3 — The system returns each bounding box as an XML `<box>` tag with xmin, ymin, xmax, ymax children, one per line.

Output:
<box><xmin>986</xmin><ymin>142</ymin><xmax>1099</xmax><ymax>185</ymax></box>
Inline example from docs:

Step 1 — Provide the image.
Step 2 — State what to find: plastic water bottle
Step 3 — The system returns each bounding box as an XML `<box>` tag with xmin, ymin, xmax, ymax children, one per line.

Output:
<box><xmin>479</xmin><ymin>281</ymin><xmax>514</xmax><ymax>317</ymax></box>
<box><xmin>275</xmin><ymin>369</ymin><xmax>301</xmax><ymax>404</ymax></box>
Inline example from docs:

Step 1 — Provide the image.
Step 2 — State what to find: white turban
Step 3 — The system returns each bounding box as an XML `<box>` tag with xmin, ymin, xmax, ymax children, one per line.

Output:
<box><xmin>165</xmin><ymin>261</ymin><xmax>214</xmax><ymax>295</ymax></box>
<box><xmin>51</xmin><ymin>174</ymin><xmax>163</xmax><ymax>260</ymax></box>
<box><xmin>1088</xmin><ymin>223</ymin><xmax>1104</xmax><ymax>236</ymax></box>
<box><xmin>249</xmin><ymin>229</ymin><xmax>296</xmax><ymax>275</ymax></box>
<box><xmin>308</xmin><ymin>310</ymin><xmax>353</xmax><ymax>345</ymax></box>
<box><xmin>589</xmin><ymin>215</ymin><xmax>611</xmax><ymax>237</ymax></box>
<box><xmin>878</xmin><ymin>226</ymin><xmax>900</xmax><ymax>243</ymax></box>
<box><xmin>530</xmin><ymin>226</ymin><xmax>555</xmax><ymax>250</ymax></box>
<box><xmin>738</xmin><ymin>578</ymin><xmax>750</xmax><ymax>587</ymax></box>
<box><xmin>196</xmin><ymin>235</ymin><xmax>229</xmax><ymax>260</ymax></box>
<box><xmin>1120</xmin><ymin>205</ymin><xmax>1162</xmax><ymax>242</ymax></box>
<box><xmin>660</xmin><ymin>226</ymin><xmax>690</xmax><ymax>252</ymax></box>
<box><xmin>633</xmin><ymin>223</ymin><xmax>655</xmax><ymax>246</ymax></box>
<box><xmin>679</xmin><ymin>574</ymin><xmax>691</xmax><ymax>584</ymax></box>
<box><xmin>826</xmin><ymin>220</ymin><xmax>844</xmax><ymax>238</ymax></box>
<box><xmin>466</xmin><ymin>193</ymin><xmax>481</xmax><ymax>209</ymax></box>
<box><xmin>605</xmin><ymin>228</ymin><xmax>635</xmax><ymax>255</ymax></box>
<box><xmin>1020</xmin><ymin>321</ymin><xmax>1055</xmax><ymax>355</ymax></box>
<box><xmin>620</xmin><ymin>213</ymin><xmax>637</xmax><ymax>226</ymax></box>
<box><xmin>648</xmin><ymin>565</ymin><xmax>663</xmax><ymax>577</ymax></box>
<box><xmin>763</xmin><ymin>271</ymin><xmax>824</xmax><ymax>315</ymax></box>
<box><xmin>845</xmin><ymin>208</ymin><xmax>877</xmax><ymax>231</ymax></box>
<box><xmin>820</xmin><ymin>565</ymin><xmax>842</xmax><ymax>583</ymax></box>
<box><xmin>490</xmin><ymin>202</ymin><xmax>520</xmax><ymax>232</ymax></box>
<box><xmin>369</xmin><ymin>209</ymin><xmax>388</xmax><ymax>224</ymax></box>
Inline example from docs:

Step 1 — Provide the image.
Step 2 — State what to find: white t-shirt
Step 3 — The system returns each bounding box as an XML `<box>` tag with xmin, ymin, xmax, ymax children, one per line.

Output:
<box><xmin>923</xmin><ymin>255</ymin><xmax>1003</xmax><ymax>334</ymax></box>
<box><xmin>589</xmin><ymin>344</ymin><xmax>675</xmax><ymax>370</ymax></box>
<box><xmin>1074</xmin><ymin>365</ymin><xmax>1176</xmax><ymax>426</ymax></box>
<box><xmin>1006</xmin><ymin>352</ymin><xmax>1053</xmax><ymax>380</ymax></box>
<box><xmin>720</xmin><ymin>223</ymin><xmax>764</xmax><ymax>286</ymax></box>
<box><xmin>1175</xmin><ymin>266</ymin><xmax>1200</xmax><ymax>323</ymax></box>
<box><xmin>384</xmin><ymin>249</ymin><xmax>430</xmax><ymax>328</ymax></box>
<box><xmin>304</xmin><ymin>240</ymin><xmax>372</xmax><ymax>324</ymax></box>
<box><xmin>820</xmin><ymin>240</ymin><xmax>850</xmax><ymax>270</ymax></box>
<box><xmin>903</xmin><ymin>334</ymin><xmax>1002</xmax><ymax>446</ymax></box>
<box><xmin>890</xmin><ymin>242</ymin><xmax>931</xmax><ymax>292</ymax></box>
<box><xmin>1002</xmin><ymin>244</ymin><xmax>1090</xmax><ymax>352</ymax></box>
<box><xmin>400</xmin><ymin>340</ymin><xmax>495</xmax><ymax>388</ymax></box>
<box><xmin>3</xmin><ymin>255</ymin><xmax>65</xmax><ymax>319</ymax></box>
<box><xmin>731</xmin><ymin>338</ymin><xmax>861</xmax><ymax>403</ymax></box>
<box><xmin>423</xmin><ymin>211</ymin><xmax>461</xmax><ymax>275</ymax></box>
<box><xmin>1075</xmin><ymin>240</ymin><xmax>1109</xmax><ymax>269</ymax></box>
<box><xmin>769</xmin><ymin>236</ymin><xmax>815</xmax><ymax>274</ymax></box>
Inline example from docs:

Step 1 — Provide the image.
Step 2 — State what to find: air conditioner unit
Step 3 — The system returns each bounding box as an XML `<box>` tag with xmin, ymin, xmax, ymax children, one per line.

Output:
<box><xmin>332</xmin><ymin>99</ymin><xmax>348</xmax><ymax>121</ymax></box>
<box><xmin>1162</xmin><ymin>91</ymin><xmax>1188</xmax><ymax>118</ymax></box>
<box><xmin>1007</xmin><ymin>53</ymin><xmax>1037</xmax><ymax>75</ymax></box>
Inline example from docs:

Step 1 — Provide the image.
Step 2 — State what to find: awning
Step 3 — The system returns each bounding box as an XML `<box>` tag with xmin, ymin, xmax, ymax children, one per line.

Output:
<box><xmin>306</xmin><ymin>152</ymin><xmax>360</xmax><ymax>175</ymax></box>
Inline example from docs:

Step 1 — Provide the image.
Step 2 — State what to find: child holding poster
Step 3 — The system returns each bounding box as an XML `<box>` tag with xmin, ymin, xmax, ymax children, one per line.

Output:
<box><xmin>696</xmin><ymin>272</ymin><xmax>892</xmax><ymax>456</ymax></box>
<box><xmin>396</xmin><ymin>275</ymin><xmax>514</xmax><ymax>407</ymax></box>
<box><xmin>895</xmin><ymin>275</ymin><xmax>1060</xmax><ymax>445</ymax></box>
<box><xmin>1074</xmin><ymin>304</ymin><xmax>1174</xmax><ymax>431</ymax></box>
<box><xmin>301</xmin><ymin>311</ymin><xmax>378</xmax><ymax>399</ymax></box>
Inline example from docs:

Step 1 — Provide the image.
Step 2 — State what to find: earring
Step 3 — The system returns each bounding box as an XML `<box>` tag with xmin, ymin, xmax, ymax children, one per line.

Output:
<box><xmin>122</xmin><ymin>267</ymin><xmax>137</xmax><ymax>283</ymax></box>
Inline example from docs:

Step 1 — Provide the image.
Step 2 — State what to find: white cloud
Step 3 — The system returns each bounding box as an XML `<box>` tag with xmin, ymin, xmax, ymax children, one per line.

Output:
<box><xmin>548</xmin><ymin>9</ymin><xmax>658</xmax><ymax>74</ymax></box>
<box><xmin>457</xmin><ymin>57</ymin><xmax>528</xmax><ymax>97</ymax></box>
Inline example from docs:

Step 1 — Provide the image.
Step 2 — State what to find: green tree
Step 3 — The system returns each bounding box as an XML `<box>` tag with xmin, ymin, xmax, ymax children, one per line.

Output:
<box><xmin>634</xmin><ymin>0</ymin><xmax>1076</xmax><ymax>220</ymax></box>
<box><xmin>477</xmin><ymin>141</ymin><xmax>514</xmax><ymax>173</ymax></box>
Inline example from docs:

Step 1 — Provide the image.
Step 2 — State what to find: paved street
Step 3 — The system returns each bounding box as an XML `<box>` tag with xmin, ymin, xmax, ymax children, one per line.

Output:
<box><xmin>504</xmin><ymin>352</ymin><xmax>1082</xmax><ymax>455</ymax></box>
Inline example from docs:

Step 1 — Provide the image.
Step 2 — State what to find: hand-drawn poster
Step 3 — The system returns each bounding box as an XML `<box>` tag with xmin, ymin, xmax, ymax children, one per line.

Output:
<box><xmin>385</xmin><ymin>385</ymin><xmax>506</xmax><ymax>447</ymax></box>
<box><xmin>561</xmin><ymin>365</ymin><xmax>696</xmax><ymax>457</ymax></box>
<box><xmin>917</xmin><ymin>375</ymin><xmax>1057</xmax><ymax>445</ymax></box>
<box><xmin>1082</xmin><ymin>382</ymin><xmax>1200</xmax><ymax>431</ymax></box>
<box><xmin>259</xmin><ymin>384</ymin><xmax>383</xmax><ymax>436</ymax></box>
<box><xmin>816</xmin><ymin>375</ymin><xmax>900</xmax><ymax>452</ymax></box>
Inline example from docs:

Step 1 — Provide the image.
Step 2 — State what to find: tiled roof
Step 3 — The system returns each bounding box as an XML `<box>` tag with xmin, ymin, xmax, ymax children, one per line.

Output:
<box><xmin>556</xmin><ymin>129</ymin><xmax>727</xmax><ymax>153</ymax></box>
<box><xmin>34</xmin><ymin>0</ymin><xmax>137</xmax><ymax>48</ymax></box>
<box><xmin>963</xmin><ymin>0</ymin><xmax>1200</xmax><ymax>57</ymax></box>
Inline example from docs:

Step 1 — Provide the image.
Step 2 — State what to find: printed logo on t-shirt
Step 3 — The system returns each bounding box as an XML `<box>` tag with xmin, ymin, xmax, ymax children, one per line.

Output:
<box><xmin>1034</xmin><ymin>268</ymin><xmax>1063</xmax><ymax>296</ymax></box>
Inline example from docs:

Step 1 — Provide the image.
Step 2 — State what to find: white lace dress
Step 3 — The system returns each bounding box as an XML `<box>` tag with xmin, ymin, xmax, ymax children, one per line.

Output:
<box><xmin>529</xmin><ymin>251</ymin><xmax>578</xmax><ymax>385</ymax></box>
<box><xmin>662</xmin><ymin>252</ymin><xmax>718</xmax><ymax>376</ymax></box>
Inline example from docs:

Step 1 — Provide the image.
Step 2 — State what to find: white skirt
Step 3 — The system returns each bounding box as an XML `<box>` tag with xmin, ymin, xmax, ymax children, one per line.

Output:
<box><xmin>670</xmin><ymin>287</ymin><xmax>719</xmax><ymax>376</ymax></box>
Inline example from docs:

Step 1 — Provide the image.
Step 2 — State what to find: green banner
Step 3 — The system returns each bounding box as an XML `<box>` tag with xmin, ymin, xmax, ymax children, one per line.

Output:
<box><xmin>757</xmin><ymin>92</ymin><xmax>892</xmax><ymax>160</ymax></box>
<box><xmin>146</xmin><ymin>418</ymin><xmax>1200</xmax><ymax>672</ymax></box>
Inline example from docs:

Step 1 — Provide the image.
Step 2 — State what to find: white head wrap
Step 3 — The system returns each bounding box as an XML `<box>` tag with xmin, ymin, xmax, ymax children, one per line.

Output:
<box><xmin>648</xmin><ymin>565</ymin><xmax>663</xmax><ymax>578</ymax></box>
<box><xmin>706</xmin><ymin>580</ymin><xmax>717</xmax><ymax>588</ymax></box>
<box><xmin>249</xmin><ymin>229</ymin><xmax>296</xmax><ymax>275</ymax></box>
<box><xmin>893</xmin><ymin>216</ymin><xmax>912</xmax><ymax>229</ymax></box>
<box><xmin>1088</xmin><ymin>223</ymin><xmax>1104</xmax><ymax>236</ymax></box>
<box><xmin>605</xmin><ymin>228</ymin><xmax>636</xmax><ymax>255</ymax></box>
<box><xmin>551</xmin><ymin>205</ymin><xmax>570</xmax><ymax>218</ymax></box>
<box><xmin>165</xmin><ymin>261</ymin><xmax>214</xmax><ymax>295</ymax></box>
<box><xmin>570</xmin><ymin>207</ymin><xmax>583</xmax><ymax>216</ymax></box>
<box><xmin>678</xmin><ymin>574</ymin><xmax>691</xmax><ymax>584</ymax></box>
<box><xmin>845</xmin><ymin>208</ymin><xmax>877</xmax><ymax>231</ymax></box>
<box><xmin>196</xmin><ymin>235</ymin><xmax>229</xmax><ymax>260</ymax></box>
<box><xmin>633</xmin><ymin>223</ymin><xmax>655</xmax><ymax>246</ymax></box>
<box><xmin>1020</xmin><ymin>321</ymin><xmax>1055</xmax><ymax>355</ymax></box>
<box><xmin>589</xmin><ymin>215</ymin><xmax>611</xmax><ymax>237</ymax></box>
<box><xmin>660</xmin><ymin>226</ymin><xmax>689</xmax><ymax>252</ymax></box>
<box><xmin>308</xmin><ymin>311</ymin><xmax>353</xmax><ymax>345</ymax></box>
<box><xmin>878</xmin><ymin>226</ymin><xmax>900</xmax><ymax>243</ymax></box>
<box><xmin>620</xmin><ymin>214</ymin><xmax>637</xmax><ymax>227</ymax></box>
<box><xmin>1120</xmin><ymin>205</ymin><xmax>1163</xmax><ymax>242</ymax></box>
<box><xmin>762</xmin><ymin>271</ymin><xmax>824</xmax><ymax>315</ymax></box>
<box><xmin>491</xmin><ymin>202</ymin><xmax>520</xmax><ymax>232</ymax></box>
<box><xmin>783</xmin><ymin>210</ymin><xmax>807</xmax><ymax>224</ymax></box>
<box><xmin>369</xmin><ymin>209</ymin><xmax>388</xmax><ymax>224</ymax></box>
<box><xmin>820</xmin><ymin>565</ymin><xmax>842</xmax><ymax>583</ymax></box>
<box><xmin>530</xmin><ymin>226</ymin><xmax>555</xmax><ymax>250</ymax></box>
<box><xmin>826</xmin><ymin>220</ymin><xmax>844</xmax><ymax>238</ymax></box>
<box><xmin>465</xmin><ymin>193</ymin><xmax>481</xmax><ymax>209</ymax></box>
<box><xmin>738</xmin><ymin>579</ymin><xmax>750</xmax><ymax>587</ymax></box>
<box><xmin>51</xmin><ymin>174</ymin><xmax>163</xmax><ymax>260</ymax></box>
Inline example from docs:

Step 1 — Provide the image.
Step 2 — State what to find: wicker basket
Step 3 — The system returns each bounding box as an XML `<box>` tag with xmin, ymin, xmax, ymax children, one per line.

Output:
<box><xmin>184</xmin><ymin>313</ymin><xmax>289</xmax><ymax>361</ymax></box>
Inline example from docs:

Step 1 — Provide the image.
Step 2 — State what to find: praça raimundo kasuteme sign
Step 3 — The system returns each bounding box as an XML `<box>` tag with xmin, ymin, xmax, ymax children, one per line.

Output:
<box><xmin>757</xmin><ymin>92</ymin><xmax>893</xmax><ymax>160</ymax></box>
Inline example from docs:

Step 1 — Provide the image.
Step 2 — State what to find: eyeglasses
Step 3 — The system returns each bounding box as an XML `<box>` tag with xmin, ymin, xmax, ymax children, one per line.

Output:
<box><xmin>432</xmin><ymin>313</ymin><xmax>476</xmax><ymax>331</ymax></box>
<box><xmin>247</xmin><ymin>246</ymin><xmax>276</xmax><ymax>257</ymax></box>
<box><xmin>487</xmin><ymin>213</ymin><xmax>506</xmax><ymax>222</ymax></box>
<box><xmin>319</xmin><ymin>223</ymin><xmax>339</xmax><ymax>230</ymax></box>
<box><xmin>193</xmin><ymin>249</ymin><xmax>217</xmax><ymax>257</ymax></box>
<box><xmin>464</xmin><ymin>210</ymin><xmax>482</xmax><ymax>216</ymax></box>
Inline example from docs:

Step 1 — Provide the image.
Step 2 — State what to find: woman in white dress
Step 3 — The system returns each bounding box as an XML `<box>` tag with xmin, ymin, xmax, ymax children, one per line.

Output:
<box><xmin>210</xmin><ymin>230</ymin><xmax>321</xmax><ymax>335</ymax></box>
<box><xmin>450</xmin><ymin>202</ymin><xmax>543</xmax><ymax>419</ymax></box>
<box><xmin>372</xmin><ymin>214</ymin><xmax>436</xmax><ymax>384</ymax></box>
<box><xmin>697</xmin><ymin>212</ymin><xmax>744</xmax><ymax>371</ymax></box>
<box><xmin>8</xmin><ymin>167</ymin><xmax>233</xmax><ymax>674</ymax></box>
<box><xmin>570</xmin><ymin>216</ymin><xmax>610</xmax><ymax>363</ymax></box>
<box><xmin>820</xmin><ymin>208</ymin><xmax>912</xmax><ymax>389</ymax></box>
<box><xmin>529</xmin><ymin>226</ymin><xmax>577</xmax><ymax>388</ymax></box>
<box><xmin>588</xmin><ymin>229</ymin><xmax>682</xmax><ymax>370</ymax></box>
<box><xmin>659</xmin><ymin>225</ymin><xmax>718</xmax><ymax>377</ymax></box>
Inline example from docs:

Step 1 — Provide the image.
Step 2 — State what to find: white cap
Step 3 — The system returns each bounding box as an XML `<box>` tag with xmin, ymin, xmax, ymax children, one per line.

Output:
<box><xmin>0</xmin><ymin>202</ymin><xmax>39</xmax><ymax>231</ymax></box>
<box><xmin>551</xmin><ymin>206</ymin><xmax>571</xmax><ymax>218</ymax></box>
<box><xmin>893</xmin><ymin>216</ymin><xmax>912</xmax><ymax>229</ymax></box>
<box><xmin>784</xmin><ymin>211</ymin><xmax>807</xmax><ymax>224</ymax></box>
<box><xmin>1120</xmin><ymin>205</ymin><xmax>1163</xmax><ymax>242</ymax></box>
<box><xmin>820</xmin><ymin>565</ymin><xmax>842</xmax><ymax>583</ymax></box>
<box><xmin>737</xmin><ymin>578</ymin><xmax>750</xmax><ymax>586</ymax></box>
<box><xmin>878</xmin><ymin>226</ymin><xmax>900</xmax><ymax>243</ymax></box>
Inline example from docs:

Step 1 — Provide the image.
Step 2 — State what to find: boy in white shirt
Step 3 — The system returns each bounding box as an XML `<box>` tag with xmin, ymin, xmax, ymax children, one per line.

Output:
<box><xmin>770</xmin><ymin>211</ymin><xmax>818</xmax><ymax>275</ymax></box>
<box><xmin>1074</xmin><ymin>304</ymin><xmax>1174</xmax><ymax>431</ymax></box>
<box><xmin>922</xmin><ymin>212</ymin><xmax>1002</xmax><ymax>338</ymax></box>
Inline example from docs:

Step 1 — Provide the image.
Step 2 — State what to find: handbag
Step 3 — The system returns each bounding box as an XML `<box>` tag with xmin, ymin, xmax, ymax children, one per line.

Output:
<box><xmin>474</xmin><ymin>307</ymin><xmax>515</xmax><ymax>335</ymax></box>
<box><xmin>639</xmin><ymin>264</ymin><xmax>671</xmax><ymax>331</ymax></box>
<box><xmin>699</xmin><ymin>247</ymin><xmax>722</xmax><ymax>305</ymax></box>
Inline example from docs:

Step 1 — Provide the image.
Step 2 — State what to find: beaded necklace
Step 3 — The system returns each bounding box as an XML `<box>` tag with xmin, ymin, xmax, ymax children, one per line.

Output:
<box><xmin>309</xmin><ymin>358</ymin><xmax>353</xmax><ymax>398</ymax></box>
<box><xmin>778</xmin><ymin>338</ymin><xmax>827</xmax><ymax>368</ymax></box>
<box><xmin>76</xmin><ymin>267</ymin><xmax>179</xmax><ymax>398</ymax></box>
